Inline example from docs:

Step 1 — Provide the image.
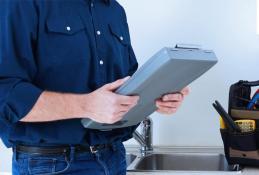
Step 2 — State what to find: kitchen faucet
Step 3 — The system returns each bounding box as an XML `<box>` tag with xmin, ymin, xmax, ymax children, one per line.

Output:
<box><xmin>133</xmin><ymin>117</ymin><xmax>153</xmax><ymax>156</ymax></box>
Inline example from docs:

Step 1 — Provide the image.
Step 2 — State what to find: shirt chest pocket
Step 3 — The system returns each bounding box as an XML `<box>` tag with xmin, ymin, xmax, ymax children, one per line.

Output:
<box><xmin>44</xmin><ymin>14</ymin><xmax>88</xmax><ymax>58</ymax></box>
<box><xmin>108</xmin><ymin>23</ymin><xmax>130</xmax><ymax>47</ymax></box>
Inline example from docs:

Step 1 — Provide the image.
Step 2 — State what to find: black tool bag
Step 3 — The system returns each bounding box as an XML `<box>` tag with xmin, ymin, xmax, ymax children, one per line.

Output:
<box><xmin>221</xmin><ymin>80</ymin><xmax>259</xmax><ymax>166</ymax></box>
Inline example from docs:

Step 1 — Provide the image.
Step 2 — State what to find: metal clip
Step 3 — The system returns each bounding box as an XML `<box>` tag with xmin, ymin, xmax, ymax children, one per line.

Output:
<box><xmin>175</xmin><ymin>44</ymin><xmax>202</xmax><ymax>50</ymax></box>
<box><xmin>90</xmin><ymin>146</ymin><xmax>98</xmax><ymax>154</ymax></box>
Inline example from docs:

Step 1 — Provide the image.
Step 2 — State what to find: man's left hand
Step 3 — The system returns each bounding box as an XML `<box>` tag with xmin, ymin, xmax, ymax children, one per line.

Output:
<box><xmin>156</xmin><ymin>87</ymin><xmax>190</xmax><ymax>115</ymax></box>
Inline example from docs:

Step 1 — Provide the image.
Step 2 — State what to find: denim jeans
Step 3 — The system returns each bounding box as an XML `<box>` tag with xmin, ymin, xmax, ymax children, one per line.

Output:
<box><xmin>12</xmin><ymin>142</ymin><xmax>127</xmax><ymax>175</ymax></box>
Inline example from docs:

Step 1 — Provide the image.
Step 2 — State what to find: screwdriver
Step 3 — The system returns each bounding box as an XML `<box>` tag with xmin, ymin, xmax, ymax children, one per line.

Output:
<box><xmin>213</xmin><ymin>100</ymin><xmax>241</xmax><ymax>132</ymax></box>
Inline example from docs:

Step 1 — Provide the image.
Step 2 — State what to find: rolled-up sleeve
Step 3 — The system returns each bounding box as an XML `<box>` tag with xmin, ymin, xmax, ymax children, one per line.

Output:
<box><xmin>0</xmin><ymin>1</ymin><xmax>43</xmax><ymax>126</ymax></box>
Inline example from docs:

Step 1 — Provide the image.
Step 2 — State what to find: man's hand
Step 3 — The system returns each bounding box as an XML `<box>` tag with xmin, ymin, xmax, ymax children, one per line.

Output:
<box><xmin>83</xmin><ymin>77</ymin><xmax>139</xmax><ymax>124</ymax></box>
<box><xmin>156</xmin><ymin>87</ymin><xmax>189</xmax><ymax>115</ymax></box>
<box><xmin>21</xmin><ymin>77</ymin><xmax>139</xmax><ymax>123</ymax></box>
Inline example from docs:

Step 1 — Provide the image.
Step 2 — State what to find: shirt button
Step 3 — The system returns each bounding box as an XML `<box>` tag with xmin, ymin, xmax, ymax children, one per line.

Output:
<box><xmin>97</xmin><ymin>31</ymin><xmax>101</xmax><ymax>35</ymax></box>
<box><xmin>99</xmin><ymin>60</ymin><xmax>104</xmax><ymax>65</ymax></box>
<box><xmin>66</xmin><ymin>26</ymin><xmax>71</xmax><ymax>31</ymax></box>
<box><xmin>120</xmin><ymin>36</ymin><xmax>124</xmax><ymax>41</ymax></box>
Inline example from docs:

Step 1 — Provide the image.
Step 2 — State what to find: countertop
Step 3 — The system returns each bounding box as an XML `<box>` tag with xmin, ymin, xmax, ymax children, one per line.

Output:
<box><xmin>127</xmin><ymin>169</ymin><xmax>259</xmax><ymax>175</ymax></box>
<box><xmin>125</xmin><ymin>146</ymin><xmax>259</xmax><ymax>175</ymax></box>
<box><xmin>127</xmin><ymin>168</ymin><xmax>259</xmax><ymax>175</ymax></box>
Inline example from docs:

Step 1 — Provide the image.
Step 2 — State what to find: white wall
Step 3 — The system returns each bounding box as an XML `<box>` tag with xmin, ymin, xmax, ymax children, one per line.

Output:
<box><xmin>1</xmin><ymin>0</ymin><xmax>259</xmax><ymax>172</ymax></box>
<box><xmin>119</xmin><ymin>0</ymin><xmax>259</xmax><ymax>146</ymax></box>
<box><xmin>0</xmin><ymin>144</ymin><xmax>12</xmax><ymax>172</ymax></box>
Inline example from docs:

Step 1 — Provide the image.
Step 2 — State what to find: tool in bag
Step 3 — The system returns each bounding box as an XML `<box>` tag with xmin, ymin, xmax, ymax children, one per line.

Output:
<box><xmin>213</xmin><ymin>100</ymin><xmax>241</xmax><ymax>132</ymax></box>
<box><xmin>248</xmin><ymin>89</ymin><xmax>259</xmax><ymax>110</ymax></box>
<box><xmin>220</xmin><ymin>117</ymin><xmax>227</xmax><ymax>129</ymax></box>
<box><xmin>234</xmin><ymin>120</ymin><xmax>256</xmax><ymax>133</ymax></box>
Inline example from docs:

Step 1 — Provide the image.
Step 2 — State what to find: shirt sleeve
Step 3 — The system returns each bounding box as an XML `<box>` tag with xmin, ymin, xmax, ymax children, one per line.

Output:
<box><xmin>0</xmin><ymin>1</ymin><xmax>43</xmax><ymax>126</ymax></box>
<box><xmin>121</xmin><ymin>7</ymin><xmax>139</xmax><ymax>76</ymax></box>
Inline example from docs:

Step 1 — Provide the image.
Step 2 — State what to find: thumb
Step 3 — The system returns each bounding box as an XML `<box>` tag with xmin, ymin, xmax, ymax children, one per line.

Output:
<box><xmin>105</xmin><ymin>76</ymin><xmax>130</xmax><ymax>91</ymax></box>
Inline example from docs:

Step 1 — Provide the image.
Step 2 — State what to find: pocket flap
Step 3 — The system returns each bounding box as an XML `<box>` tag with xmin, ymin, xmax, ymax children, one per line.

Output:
<box><xmin>47</xmin><ymin>15</ymin><xmax>85</xmax><ymax>35</ymax></box>
<box><xmin>108</xmin><ymin>23</ymin><xmax>129</xmax><ymax>45</ymax></box>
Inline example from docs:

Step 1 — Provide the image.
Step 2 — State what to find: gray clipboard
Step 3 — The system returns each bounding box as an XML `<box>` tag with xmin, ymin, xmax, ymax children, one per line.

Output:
<box><xmin>81</xmin><ymin>46</ymin><xmax>218</xmax><ymax>130</ymax></box>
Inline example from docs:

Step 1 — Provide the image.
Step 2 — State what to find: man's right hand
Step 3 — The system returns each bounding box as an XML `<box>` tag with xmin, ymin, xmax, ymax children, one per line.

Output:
<box><xmin>21</xmin><ymin>77</ymin><xmax>139</xmax><ymax>123</ymax></box>
<box><xmin>82</xmin><ymin>77</ymin><xmax>140</xmax><ymax>124</ymax></box>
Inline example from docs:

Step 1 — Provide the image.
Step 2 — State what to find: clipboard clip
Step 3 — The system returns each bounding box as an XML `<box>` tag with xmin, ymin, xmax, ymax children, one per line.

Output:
<box><xmin>175</xmin><ymin>44</ymin><xmax>202</xmax><ymax>50</ymax></box>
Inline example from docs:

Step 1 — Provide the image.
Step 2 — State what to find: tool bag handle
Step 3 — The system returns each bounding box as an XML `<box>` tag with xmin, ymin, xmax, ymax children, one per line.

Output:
<box><xmin>239</xmin><ymin>80</ymin><xmax>259</xmax><ymax>87</ymax></box>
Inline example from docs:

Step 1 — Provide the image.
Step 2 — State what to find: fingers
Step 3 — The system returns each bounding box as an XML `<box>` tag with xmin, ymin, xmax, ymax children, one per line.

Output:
<box><xmin>119</xmin><ymin>103</ymin><xmax>137</xmax><ymax>112</ymax></box>
<box><xmin>157</xmin><ymin>88</ymin><xmax>189</xmax><ymax>115</ymax></box>
<box><xmin>118</xmin><ymin>105</ymin><xmax>134</xmax><ymax>115</ymax></box>
<box><xmin>156</xmin><ymin>100</ymin><xmax>181</xmax><ymax>115</ymax></box>
<box><xmin>156</xmin><ymin>100</ymin><xmax>181</xmax><ymax>108</ymax></box>
<box><xmin>102</xmin><ymin>76</ymin><xmax>139</xmax><ymax>105</ymax></box>
<box><xmin>161</xmin><ymin>87</ymin><xmax>190</xmax><ymax>102</ymax></box>
<box><xmin>156</xmin><ymin>107</ymin><xmax>177</xmax><ymax>115</ymax></box>
<box><xmin>110</xmin><ymin>104</ymin><xmax>136</xmax><ymax>124</ymax></box>
<box><xmin>104</xmin><ymin>76</ymin><xmax>130</xmax><ymax>91</ymax></box>
<box><xmin>103</xmin><ymin>106</ymin><xmax>133</xmax><ymax>124</ymax></box>
<box><xmin>114</xmin><ymin>111</ymin><xmax>128</xmax><ymax>122</ymax></box>
<box><xmin>162</xmin><ymin>93</ymin><xmax>183</xmax><ymax>102</ymax></box>
<box><xmin>117</xmin><ymin>95</ymin><xmax>140</xmax><ymax>105</ymax></box>
<box><xmin>109</xmin><ymin>98</ymin><xmax>138</xmax><ymax>124</ymax></box>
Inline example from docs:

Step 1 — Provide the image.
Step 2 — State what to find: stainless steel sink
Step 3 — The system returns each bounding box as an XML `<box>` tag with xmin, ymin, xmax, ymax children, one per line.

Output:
<box><xmin>127</xmin><ymin>153</ymin><xmax>242</xmax><ymax>172</ymax></box>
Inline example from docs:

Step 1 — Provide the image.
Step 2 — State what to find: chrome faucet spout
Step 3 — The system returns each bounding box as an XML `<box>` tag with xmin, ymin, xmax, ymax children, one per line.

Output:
<box><xmin>133</xmin><ymin>131</ymin><xmax>146</xmax><ymax>146</ymax></box>
<box><xmin>133</xmin><ymin>117</ymin><xmax>153</xmax><ymax>156</ymax></box>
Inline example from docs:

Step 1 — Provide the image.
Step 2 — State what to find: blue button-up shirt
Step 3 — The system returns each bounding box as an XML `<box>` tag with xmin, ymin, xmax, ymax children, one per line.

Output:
<box><xmin>0</xmin><ymin>0</ymin><xmax>139</xmax><ymax>147</ymax></box>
